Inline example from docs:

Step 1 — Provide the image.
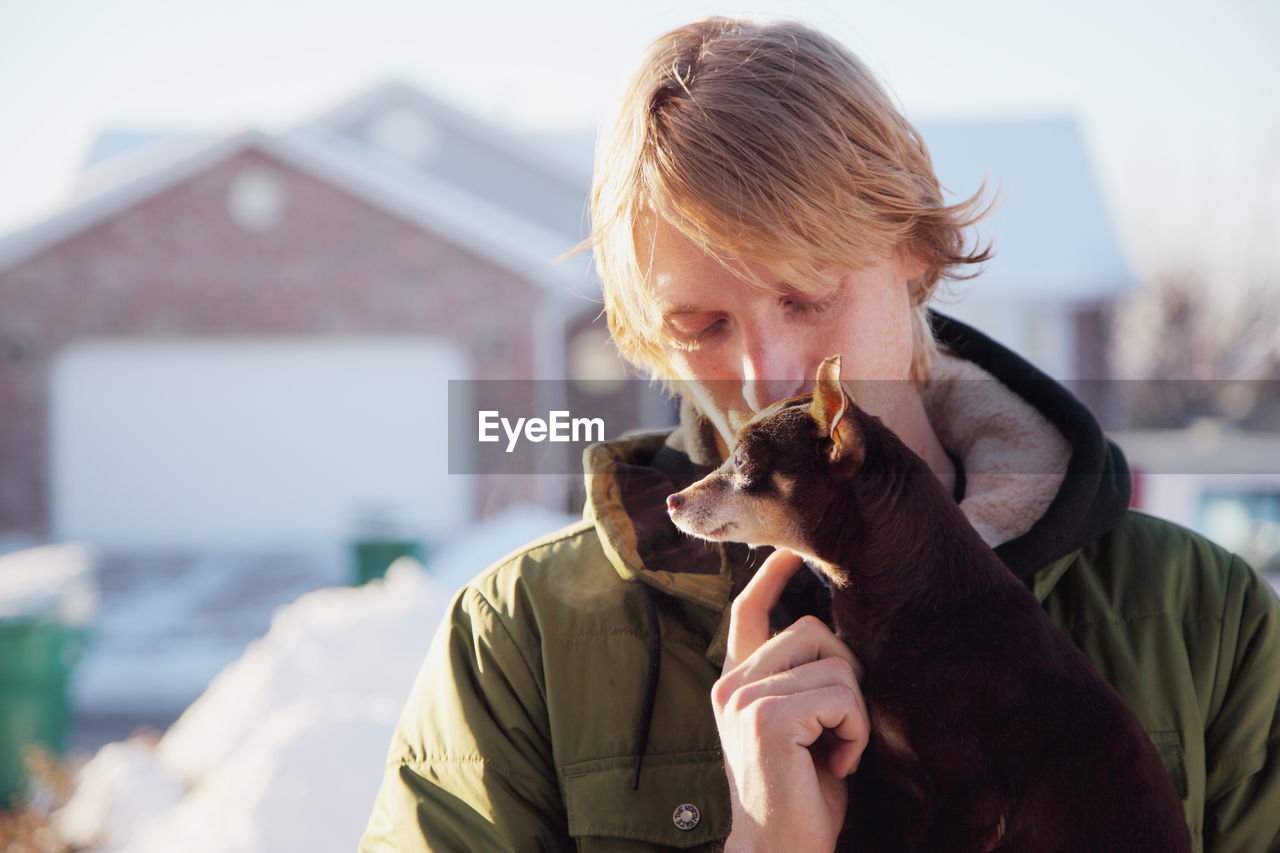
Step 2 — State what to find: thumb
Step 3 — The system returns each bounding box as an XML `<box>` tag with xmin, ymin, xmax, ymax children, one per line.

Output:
<box><xmin>725</xmin><ymin>548</ymin><xmax>805</xmax><ymax>669</ymax></box>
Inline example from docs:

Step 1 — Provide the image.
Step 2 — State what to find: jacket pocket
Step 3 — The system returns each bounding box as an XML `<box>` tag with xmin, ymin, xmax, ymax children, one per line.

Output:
<box><xmin>561</xmin><ymin>750</ymin><xmax>729</xmax><ymax>849</ymax></box>
<box><xmin>1147</xmin><ymin>729</ymin><xmax>1189</xmax><ymax>800</ymax></box>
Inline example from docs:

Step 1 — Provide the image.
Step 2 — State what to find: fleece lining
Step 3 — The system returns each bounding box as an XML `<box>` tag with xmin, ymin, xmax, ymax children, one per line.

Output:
<box><xmin>924</xmin><ymin>348</ymin><xmax>1072</xmax><ymax>548</ymax></box>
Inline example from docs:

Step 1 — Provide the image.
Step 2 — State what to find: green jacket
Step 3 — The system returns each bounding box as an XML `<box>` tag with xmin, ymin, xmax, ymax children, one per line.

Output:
<box><xmin>360</xmin><ymin>317</ymin><xmax>1280</xmax><ymax>852</ymax></box>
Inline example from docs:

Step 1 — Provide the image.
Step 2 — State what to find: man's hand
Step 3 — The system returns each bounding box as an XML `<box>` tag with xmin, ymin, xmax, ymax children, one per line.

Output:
<box><xmin>713</xmin><ymin>548</ymin><xmax>869</xmax><ymax>853</ymax></box>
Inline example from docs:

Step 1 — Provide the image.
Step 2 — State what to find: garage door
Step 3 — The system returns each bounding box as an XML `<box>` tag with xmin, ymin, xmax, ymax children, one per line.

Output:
<box><xmin>50</xmin><ymin>337</ymin><xmax>470</xmax><ymax>548</ymax></box>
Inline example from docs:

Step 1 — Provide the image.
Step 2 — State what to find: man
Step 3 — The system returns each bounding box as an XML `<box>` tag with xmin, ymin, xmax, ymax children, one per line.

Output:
<box><xmin>361</xmin><ymin>17</ymin><xmax>1280</xmax><ymax>852</ymax></box>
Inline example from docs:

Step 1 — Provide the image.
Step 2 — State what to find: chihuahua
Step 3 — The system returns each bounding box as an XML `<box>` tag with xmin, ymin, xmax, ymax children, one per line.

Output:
<box><xmin>666</xmin><ymin>356</ymin><xmax>1189</xmax><ymax>852</ymax></box>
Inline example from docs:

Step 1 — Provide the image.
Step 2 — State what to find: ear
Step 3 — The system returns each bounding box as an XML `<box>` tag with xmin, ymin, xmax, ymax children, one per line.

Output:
<box><xmin>809</xmin><ymin>356</ymin><xmax>863</xmax><ymax>473</ymax></box>
<box><xmin>811</xmin><ymin>356</ymin><xmax>846</xmax><ymax>435</ymax></box>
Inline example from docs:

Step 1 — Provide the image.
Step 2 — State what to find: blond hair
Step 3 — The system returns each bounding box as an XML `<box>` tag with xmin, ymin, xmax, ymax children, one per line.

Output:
<box><xmin>561</xmin><ymin>16</ymin><xmax>997</xmax><ymax>388</ymax></box>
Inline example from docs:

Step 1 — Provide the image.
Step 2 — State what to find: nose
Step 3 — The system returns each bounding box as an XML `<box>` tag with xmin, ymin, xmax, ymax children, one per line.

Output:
<box><xmin>666</xmin><ymin>493</ymin><xmax>684</xmax><ymax>512</ymax></box>
<box><xmin>742</xmin><ymin>347</ymin><xmax>804</xmax><ymax>412</ymax></box>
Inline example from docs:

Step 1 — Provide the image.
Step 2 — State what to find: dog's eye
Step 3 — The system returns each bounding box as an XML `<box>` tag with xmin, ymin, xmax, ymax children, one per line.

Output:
<box><xmin>732</xmin><ymin>451</ymin><xmax>757</xmax><ymax>485</ymax></box>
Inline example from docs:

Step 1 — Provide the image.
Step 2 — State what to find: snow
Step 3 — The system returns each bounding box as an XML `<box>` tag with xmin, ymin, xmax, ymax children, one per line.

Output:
<box><xmin>49</xmin><ymin>505</ymin><xmax>577</xmax><ymax>852</ymax></box>
<box><xmin>155</xmin><ymin>557</ymin><xmax>444</xmax><ymax>786</ymax></box>
<box><xmin>72</xmin><ymin>547</ymin><xmax>349</xmax><ymax>715</ymax></box>
<box><xmin>0</xmin><ymin>541</ymin><xmax>96</xmax><ymax>623</ymax></box>
<box><xmin>53</xmin><ymin>740</ymin><xmax>183</xmax><ymax>850</ymax></box>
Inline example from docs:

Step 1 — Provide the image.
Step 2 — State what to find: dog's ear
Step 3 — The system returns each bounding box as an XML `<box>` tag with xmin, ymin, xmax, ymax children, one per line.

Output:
<box><xmin>810</xmin><ymin>356</ymin><xmax>864</xmax><ymax>475</ymax></box>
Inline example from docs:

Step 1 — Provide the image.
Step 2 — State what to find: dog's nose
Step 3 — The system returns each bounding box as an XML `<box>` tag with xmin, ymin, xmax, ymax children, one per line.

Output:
<box><xmin>666</xmin><ymin>493</ymin><xmax>684</xmax><ymax>512</ymax></box>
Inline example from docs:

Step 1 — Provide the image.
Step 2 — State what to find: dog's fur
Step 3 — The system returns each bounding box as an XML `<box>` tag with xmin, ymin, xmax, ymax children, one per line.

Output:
<box><xmin>666</xmin><ymin>356</ymin><xmax>1189</xmax><ymax>852</ymax></box>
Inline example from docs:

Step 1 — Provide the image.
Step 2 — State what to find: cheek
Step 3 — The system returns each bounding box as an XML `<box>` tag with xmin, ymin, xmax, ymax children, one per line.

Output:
<box><xmin>661</xmin><ymin>350</ymin><xmax>750</xmax><ymax>422</ymax></box>
<box><xmin>660</xmin><ymin>345</ymin><xmax>732</xmax><ymax>385</ymax></box>
<box><xmin>830</xmin><ymin>285</ymin><xmax>914</xmax><ymax>381</ymax></box>
<box><xmin>823</xmin><ymin>283</ymin><xmax>915</xmax><ymax>419</ymax></box>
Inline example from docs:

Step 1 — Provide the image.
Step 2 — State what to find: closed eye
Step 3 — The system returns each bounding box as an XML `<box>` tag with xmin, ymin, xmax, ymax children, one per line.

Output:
<box><xmin>783</xmin><ymin>298</ymin><xmax>824</xmax><ymax>315</ymax></box>
<box><xmin>663</xmin><ymin>282</ymin><xmax>841</xmax><ymax>350</ymax></box>
<box><xmin>664</xmin><ymin>314</ymin><xmax>726</xmax><ymax>349</ymax></box>
<box><xmin>694</xmin><ymin>318</ymin><xmax>728</xmax><ymax>340</ymax></box>
<box><xmin>781</xmin><ymin>282</ymin><xmax>841</xmax><ymax>316</ymax></box>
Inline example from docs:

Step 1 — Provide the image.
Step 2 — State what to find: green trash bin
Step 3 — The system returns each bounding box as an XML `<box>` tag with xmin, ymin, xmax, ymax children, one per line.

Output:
<box><xmin>351</xmin><ymin>538</ymin><xmax>426</xmax><ymax>585</ymax></box>
<box><xmin>0</xmin><ymin>617</ymin><xmax>86</xmax><ymax>809</ymax></box>
<box><xmin>0</xmin><ymin>541</ymin><xmax>95</xmax><ymax>811</ymax></box>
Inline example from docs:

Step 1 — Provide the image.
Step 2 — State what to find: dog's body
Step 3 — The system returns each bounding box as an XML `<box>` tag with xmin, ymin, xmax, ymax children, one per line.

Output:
<box><xmin>666</xmin><ymin>357</ymin><xmax>1189</xmax><ymax>852</ymax></box>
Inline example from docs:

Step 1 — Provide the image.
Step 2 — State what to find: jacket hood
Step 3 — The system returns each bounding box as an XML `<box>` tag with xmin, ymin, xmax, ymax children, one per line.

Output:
<box><xmin>928</xmin><ymin>312</ymin><xmax>1132</xmax><ymax>581</ymax></box>
<box><xmin>582</xmin><ymin>310</ymin><xmax>1132</xmax><ymax>621</ymax></box>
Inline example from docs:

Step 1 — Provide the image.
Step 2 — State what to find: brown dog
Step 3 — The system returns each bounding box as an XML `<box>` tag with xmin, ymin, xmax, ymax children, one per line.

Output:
<box><xmin>666</xmin><ymin>355</ymin><xmax>1189</xmax><ymax>852</ymax></box>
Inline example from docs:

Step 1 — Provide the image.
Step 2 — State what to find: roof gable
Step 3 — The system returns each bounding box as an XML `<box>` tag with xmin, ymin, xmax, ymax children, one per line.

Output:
<box><xmin>0</xmin><ymin>128</ymin><xmax>589</xmax><ymax>290</ymax></box>
<box><xmin>295</xmin><ymin>80</ymin><xmax>590</xmax><ymax>245</ymax></box>
<box><xmin>918</xmin><ymin>116</ymin><xmax>1134</xmax><ymax>299</ymax></box>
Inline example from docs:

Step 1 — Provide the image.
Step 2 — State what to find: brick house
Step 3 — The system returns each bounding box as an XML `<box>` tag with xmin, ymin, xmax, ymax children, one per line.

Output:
<box><xmin>0</xmin><ymin>82</ymin><xmax>660</xmax><ymax>549</ymax></box>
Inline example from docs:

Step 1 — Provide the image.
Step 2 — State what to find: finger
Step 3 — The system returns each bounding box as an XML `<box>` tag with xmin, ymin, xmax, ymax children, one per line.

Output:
<box><xmin>747</xmin><ymin>685</ymin><xmax>870</xmax><ymax>754</ymax></box>
<box><xmin>828</xmin><ymin>733</ymin><xmax>867</xmax><ymax>778</ymax></box>
<box><xmin>726</xmin><ymin>656</ymin><xmax>861</xmax><ymax>711</ymax></box>
<box><xmin>810</xmin><ymin>727</ymin><xmax>865</xmax><ymax>779</ymax></box>
<box><xmin>732</xmin><ymin>613</ymin><xmax>862</xmax><ymax>685</ymax></box>
<box><xmin>725</xmin><ymin>548</ymin><xmax>805</xmax><ymax>670</ymax></box>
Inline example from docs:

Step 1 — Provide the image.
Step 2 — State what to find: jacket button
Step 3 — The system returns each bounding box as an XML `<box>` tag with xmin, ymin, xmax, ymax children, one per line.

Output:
<box><xmin>673</xmin><ymin>803</ymin><xmax>700</xmax><ymax>830</ymax></box>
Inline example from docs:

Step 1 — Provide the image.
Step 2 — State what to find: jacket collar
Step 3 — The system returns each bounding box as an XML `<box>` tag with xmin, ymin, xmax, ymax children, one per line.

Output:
<box><xmin>582</xmin><ymin>311</ymin><xmax>1132</xmax><ymax>662</ymax></box>
<box><xmin>582</xmin><ymin>425</ymin><xmax>731</xmax><ymax>612</ymax></box>
<box><xmin>928</xmin><ymin>312</ymin><xmax>1132</xmax><ymax>580</ymax></box>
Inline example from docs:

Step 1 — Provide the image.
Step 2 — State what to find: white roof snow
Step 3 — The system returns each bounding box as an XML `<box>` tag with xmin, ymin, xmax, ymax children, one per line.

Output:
<box><xmin>917</xmin><ymin>116</ymin><xmax>1134</xmax><ymax>301</ymax></box>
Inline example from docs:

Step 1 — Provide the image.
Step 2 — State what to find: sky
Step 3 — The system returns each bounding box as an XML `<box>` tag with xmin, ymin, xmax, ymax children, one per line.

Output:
<box><xmin>1</xmin><ymin>0</ymin><xmax>1277</xmax><ymax>286</ymax></box>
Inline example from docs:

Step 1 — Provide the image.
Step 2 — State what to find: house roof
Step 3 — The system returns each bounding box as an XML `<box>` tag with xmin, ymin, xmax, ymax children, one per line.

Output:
<box><xmin>293</xmin><ymin>79</ymin><xmax>592</xmax><ymax>247</ymax></box>
<box><xmin>2</xmin><ymin>85</ymin><xmax>1125</xmax><ymax>305</ymax></box>
<box><xmin>0</xmin><ymin>126</ymin><xmax>592</xmax><ymax>292</ymax></box>
<box><xmin>299</xmin><ymin>79</ymin><xmax>591</xmax><ymax>187</ymax></box>
<box><xmin>916</xmin><ymin>115</ymin><xmax>1134</xmax><ymax>301</ymax></box>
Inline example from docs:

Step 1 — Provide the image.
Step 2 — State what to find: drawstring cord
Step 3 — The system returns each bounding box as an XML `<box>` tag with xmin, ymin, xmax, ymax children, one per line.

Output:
<box><xmin>631</xmin><ymin>583</ymin><xmax>662</xmax><ymax>791</ymax></box>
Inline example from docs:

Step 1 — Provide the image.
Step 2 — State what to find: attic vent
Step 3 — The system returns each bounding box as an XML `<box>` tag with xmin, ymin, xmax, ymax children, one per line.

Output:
<box><xmin>226</xmin><ymin>167</ymin><xmax>286</xmax><ymax>232</ymax></box>
<box><xmin>366</xmin><ymin>107</ymin><xmax>442</xmax><ymax>164</ymax></box>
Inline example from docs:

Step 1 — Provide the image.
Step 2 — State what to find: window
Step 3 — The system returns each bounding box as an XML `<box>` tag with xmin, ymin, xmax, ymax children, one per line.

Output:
<box><xmin>1197</xmin><ymin>490</ymin><xmax>1280</xmax><ymax>573</ymax></box>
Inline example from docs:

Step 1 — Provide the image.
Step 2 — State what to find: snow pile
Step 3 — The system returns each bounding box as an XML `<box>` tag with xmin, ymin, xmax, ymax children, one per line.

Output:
<box><xmin>53</xmin><ymin>505</ymin><xmax>578</xmax><ymax>852</ymax></box>
<box><xmin>0</xmin><ymin>541</ymin><xmax>96</xmax><ymax>623</ymax></box>
<box><xmin>53</xmin><ymin>740</ymin><xmax>183</xmax><ymax>849</ymax></box>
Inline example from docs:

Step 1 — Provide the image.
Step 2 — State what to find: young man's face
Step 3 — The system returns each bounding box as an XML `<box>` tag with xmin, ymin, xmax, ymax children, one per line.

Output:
<box><xmin>642</xmin><ymin>216</ymin><xmax>927</xmax><ymax>456</ymax></box>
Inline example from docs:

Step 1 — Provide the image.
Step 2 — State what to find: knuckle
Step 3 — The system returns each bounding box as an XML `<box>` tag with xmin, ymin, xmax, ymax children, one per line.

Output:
<box><xmin>711</xmin><ymin>676</ymin><xmax>732</xmax><ymax>706</ymax></box>
<box><xmin>796</xmin><ymin>614</ymin><xmax>831</xmax><ymax>636</ymax></box>
<box><xmin>832</xmin><ymin>683</ymin><xmax>860</xmax><ymax>707</ymax></box>
<box><xmin>825</xmin><ymin>655</ymin><xmax>858</xmax><ymax>685</ymax></box>
<box><xmin>710</xmin><ymin>676</ymin><xmax>736</xmax><ymax>709</ymax></box>
<box><xmin>713</xmin><ymin>678</ymin><xmax>755</xmax><ymax>717</ymax></box>
<box><xmin>748</xmin><ymin>695</ymin><xmax>783</xmax><ymax>731</ymax></box>
<box><xmin>726</xmin><ymin>685</ymin><xmax>754</xmax><ymax>716</ymax></box>
<box><xmin>814</xmin><ymin>653</ymin><xmax>855</xmax><ymax>681</ymax></box>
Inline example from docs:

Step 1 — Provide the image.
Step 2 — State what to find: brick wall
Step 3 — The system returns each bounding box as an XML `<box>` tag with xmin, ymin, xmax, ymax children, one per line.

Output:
<box><xmin>0</xmin><ymin>147</ymin><xmax>545</xmax><ymax>535</ymax></box>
